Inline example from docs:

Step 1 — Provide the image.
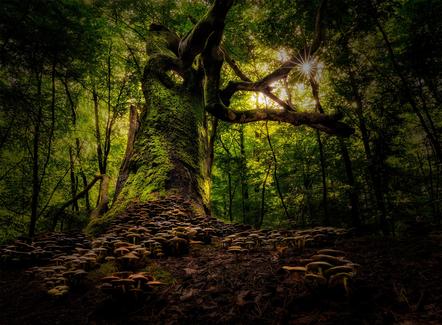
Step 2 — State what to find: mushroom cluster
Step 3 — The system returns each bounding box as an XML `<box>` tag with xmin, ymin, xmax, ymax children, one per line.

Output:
<box><xmin>282</xmin><ymin>249</ymin><xmax>360</xmax><ymax>295</ymax></box>
<box><xmin>222</xmin><ymin>227</ymin><xmax>349</xmax><ymax>253</ymax></box>
<box><xmin>98</xmin><ymin>271</ymin><xmax>164</xmax><ymax>299</ymax></box>
<box><xmin>21</xmin><ymin>195</ymin><xmax>246</xmax><ymax>296</ymax></box>
<box><xmin>0</xmin><ymin>233</ymin><xmax>91</xmax><ymax>267</ymax></box>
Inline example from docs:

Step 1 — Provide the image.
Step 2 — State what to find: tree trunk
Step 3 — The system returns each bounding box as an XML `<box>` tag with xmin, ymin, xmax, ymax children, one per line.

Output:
<box><xmin>114</xmin><ymin>104</ymin><xmax>140</xmax><ymax>200</ymax></box>
<box><xmin>338</xmin><ymin>138</ymin><xmax>361</xmax><ymax>227</ymax></box>
<box><xmin>348</xmin><ymin>68</ymin><xmax>389</xmax><ymax>235</ymax></box>
<box><xmin>69</xmin><ymin>147</ymin><xmax>79</xmax><ymax>212</ymax></box>
<box><xmin>239</xmin><ymin>126</ymin><xmax>250</xmax><ymax>224</ymax></box>
<box><xmin>107</xmin><ymin>33</ymin><xmax>210</xmax><ymax>223</ymax></box>
<box><xmin>29</xmin><ymin>74</ymin><xmax>42</xmax><ymax>238</ymax></box>
<box><xmin>257</xmin><ymin>162</ymin><xmax>272</xmax><ymax>228</ymax></box>
<box><xmin>91</xmin><ymin>174</ymin><xmax>110</xmax><ymax>218</ymax></box>
<box><xmin>316</xmin><ymin>131</ymin><xmax>329</xmax><ymax>225</ymax></box>
<box><xmin>265</xmin><ymin>121</ymin><xmax>290</xmax><ymax>221</ymax></box>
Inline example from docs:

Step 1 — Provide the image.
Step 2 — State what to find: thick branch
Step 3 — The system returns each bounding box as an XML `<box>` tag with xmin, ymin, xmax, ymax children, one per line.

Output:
<box><xmin>178</xmin><ymin>0</ymin><xmax>234</xmax><ymax>67</ymax></box>
<box><xmin>205</xmin><ymin>103</ymin><xmax>353</xmax><ymax>136</ymax></box>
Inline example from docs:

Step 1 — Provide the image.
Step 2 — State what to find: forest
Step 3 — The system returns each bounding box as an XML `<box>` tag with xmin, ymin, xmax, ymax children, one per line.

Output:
<box><xmin>0</xmin><ymin>0</ymin><xmax>441</xmax><ymax>324</ymax></box>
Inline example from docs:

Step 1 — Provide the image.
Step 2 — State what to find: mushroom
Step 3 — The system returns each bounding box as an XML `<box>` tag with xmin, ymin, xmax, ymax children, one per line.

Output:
<box><xmin>282</xmin><ymin>266</ymin><xmax>307</xmax><ymax>272</ymax></box>
<box><xmin>317</xmin><ymin>249</ymin><xmax>346</xmax><ymax>256</ymax></box>
<box><xmin>111</xmin><ymin>278</ymin><xmax>135</xmax><ymax>294</ymax></box>
<box><xmin>305</xmin><ymin>261</ymin><xmax>333</xmax><ymax>275</ymax></box>
<box><xmin>48</xmin><ymin>285</ymin><xmax>70</xmax><ymax>297</ymax></box>
<box><xmin>329</xmin><ymin>272</ymin><xmax>353</xmax><ymax>295</ymax></box>
<box><xmin>324</xmin><ymin>265</ymin><xmax>355</xmax><ymax>277</ymax></box>
<box><xmin>129</xmin><ymin>274</ymin><xmax>150</xmax><ymax>289</ymax></box>
<box><xmin>311</xmin><ymin>254</ymin><xmax>347</xmax><ymax>265</ymax></box>
<box><xmin>304</xmin><ymin>273</ymin><xmax>327</xmax><ymax>286</ymax></box>
<box><xmin>147</xmin><ymin>280</ymin><xmax>164</xmax><ymax>287</ymax></box>
<box><xmin>98</xmin><ymin>282</ymin><xmax>114</xmax><ymax>294</ymax></box>
<box><xmin>114</xmin><ymin>247</ymin><xmax>130</xmax><ymax>256</ymax></box>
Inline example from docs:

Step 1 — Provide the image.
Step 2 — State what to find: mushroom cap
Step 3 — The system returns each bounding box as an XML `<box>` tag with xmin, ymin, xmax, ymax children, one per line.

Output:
<box><xmin>120</xmin><ymin>252</ymin><xmax>139</xmax><ymax>261</ymax></box>
<box><xmin>111</xmin><ymin>278</ymin><xmax>135</xmax><ymax>286</ymax></box>
<box><xmin>114</xmin><ymin>247</ymin><xmax>130</xmax><ymax>255</ymax></box>
<box><xmin>73</xmin><ymin>269</ymin><xmax>88</xmax><ymax>277</ymax></box>
<box><xmin>317</xmin><ymin>249</ymin><xmax>346</xmax><ymax>257</ymax></box>
<box><xmin>114</xmin><ymin>242</ymin><xmax>131</xmax><ymax>248</ymax></box>
<box><xmin>101</xmin><ymin>275</ymin><xmax>120</xmax><ymax>282</ymax></box>
<box><xmin>147</xmin><ymin>280</ymin><xmax>164</xmax><ymax>286</ymax></box>
<box><xmin>324</xmin><ymin>266</ymin><xmax>355</xmax><ymax>277</ymax></box>
<box><xmin>306</xmin><ymin>261</ymin><xmax>333</xmax><ymax>273</ymax></box>
<box><xmin>48</xmin><ymin>285</ymin><xmax>70</xmax><ymax>296</ymax></box>
<box><xmin>227</xmin><ymin>246</ymin><xmax>242</xmax><ymax>252</ymax></box>
<box><xmin>311</xmin><ymin>254</ymin><xmax>346</xmax><ymax>265</ymax></box>
<box><xmin>99</xmin><ymin>283</ymin><xmax>114</xmax><ymax>293</ymax></box>
<box><xmin>129</xmin><ymin>274</ymin><xmax>150</xmax><ymax>282</ymax></box>
<box><xmin>114</xmin><ymin>271</ymin><xmax>132</xmax><ymax>278</ymax></box>
<box><xmin>304</xmin><ymin>273</ymin><xmax>327</xmax><ymax>286</ymax></box>
<box><xmin>129</xmin><ymin>288</ymin><xmax>144</xmax><ymax>295</ymax></box>
<box><xmin>189</xmin><ymin>240</ymin><xmax>204</xmax><ymax>245</ymax></box>
<box><xmin>329</xmin><ymin>272</ymin><xmax>353</xmax><ymax>286</ymax></box>
<box><xmin>282</xmin><ymin>266</ymin><xmax>307</xmax><ymax>272</ymax></box>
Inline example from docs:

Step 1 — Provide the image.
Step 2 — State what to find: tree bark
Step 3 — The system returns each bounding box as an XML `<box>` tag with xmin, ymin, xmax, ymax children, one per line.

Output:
<box><xmin>309</xmin><ymin>77</ymin><xmax>329</xmax><ymax>225</ymax></box>
<box><xmin>29</xmin><ymin>72</ymin><xmax>42</xmax><ymax>238</ymax></box>
<box><xmin>114</xmin><ymin>104</ymin><xmax>140</xmax><ymax>200</ymax></box>
<box><xmin>257</xmin><ymin>162</ymin><xmax>272</xmax><ymax>228</ymax></box>
<box><xmin>69</xmin><ymin>147</ymin><xmax>79</xmax><ymax>212</ymax></box>
<box><xmin>338</xmin><ymin>138</ymin><xmax>361</xmax><ymax>227</ymax></box>
<box><xmin>265</xmin><ymin>122</ymin><xmax>291</xmax><ymax>221</ymax></box>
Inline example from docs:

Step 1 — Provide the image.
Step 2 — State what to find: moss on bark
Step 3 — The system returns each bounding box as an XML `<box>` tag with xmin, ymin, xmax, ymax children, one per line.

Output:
<box><xmin>87</xmin><ymin>29</ymin><xmax>211</xmax><ymax>234</ymax></box>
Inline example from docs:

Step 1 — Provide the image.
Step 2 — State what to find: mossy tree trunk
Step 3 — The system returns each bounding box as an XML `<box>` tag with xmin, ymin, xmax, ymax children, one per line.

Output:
<box><xmin>95</xmin><ymin>0</ymin><xmax>353</xmax><ymax>229</ymax></box>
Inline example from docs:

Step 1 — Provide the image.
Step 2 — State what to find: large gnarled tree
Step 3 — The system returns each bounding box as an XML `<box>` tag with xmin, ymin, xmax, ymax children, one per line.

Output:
<box><xmin>97</xmin><ymin>0</ymin><xmax>353</xmax><ymax>228</ymax></box>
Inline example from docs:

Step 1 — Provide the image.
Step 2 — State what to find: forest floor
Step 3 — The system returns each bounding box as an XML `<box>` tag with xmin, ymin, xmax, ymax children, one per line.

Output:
<box><xmin>1</xmin><ymin>203</ymin><xmax>441</xmax><ymax>325</ymax></box>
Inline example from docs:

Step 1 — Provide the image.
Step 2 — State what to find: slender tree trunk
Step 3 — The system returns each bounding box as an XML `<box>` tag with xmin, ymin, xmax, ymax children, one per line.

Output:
<box><xmin>302</xmin><ymin>166</ymin><xmax>313</xmax><ymax>226</ymax></box>
<box><xmin>257</xmin><ymin>162</ymin><xmax>272</xmax><ymax>228</ymax></box>
<box><xmin>338</xmin><ymin>138</ymin><xmax>361</xmax><ymax>227</ymax></box>
<box><xmin>309</xmin><ymin>77</ymin><xmax>329</xmax><ymax>224</ymax></box>
<box><xmin>93</xmin><ymin>89</ymin><xmax>104</xmax><ymax>174</ymax></box>
<box><xmin>316</xmin><ymin>131</ymin><xmax>328</xmax><ymax>224</ymax></box>
<box><xmin>219</xmin><ymin>135</ymin><xmax>234</xmax><ymax>222</ymax></box>
<box><xmin>239</xmin><ymin>126</ymin><xmax>249</xmax><ymax>224</ymax></box>
<box><xmin>29</xmin><ymin>73</ymin><xmax>42</xmax><ymax>238</ymax></box>
<box><xmin>30</xmin><ymin>61</ymin><xmax>56</xmax><ymax>237</ymax></box>
<box><xmin>77</xmin><ymin>139</ymin><xmax>91</xmax><ymax>210</ymax></box>
<box><xmin>348</xmin><ymin>68</ymin><xmax>389</xmax><ymax>235</ymax></box>
<box><xmin>265</xmin><ymin>122</ymin><xmax>290</xmax><ymax>221</ymax></box>
<box><xmin>92</xmin><ymin>88</ymin><xmax>110</xmax><ymax>215</ymax></box>
<box><xmin>91</xmin><ymin>175</ymin><xmax>110</xmax><ymax>218</ymax></box>
<box><xmin>115</xmin><ymin>105</ymin><xmax>140</xmax><ymax>200</ymax></box>
<box><xmin>69</xmin><ymin>147</ymin><xmax>79</xmax><ymax>211</ymax></box>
